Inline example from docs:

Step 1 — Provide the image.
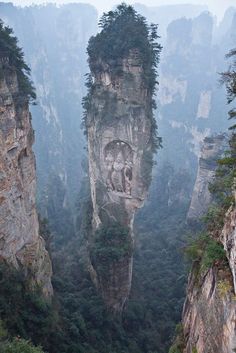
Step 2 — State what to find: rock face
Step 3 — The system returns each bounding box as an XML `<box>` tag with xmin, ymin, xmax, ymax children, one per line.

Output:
<box><xmin>0</xmin><ymin>54</ymin><xmax>52</xmax><ymax>296</ymax></box>
<box><xmin>86</xmin><ymin>49</ymin><xmax>155</xmax><ymax>312</ymax></box>
<box><xmin>183</xmin><ymin>199</ymin><xmax>236</xmax><ymax>353</ymax></box>
<box><xmin>220</xmin><ymin>203</ymin><xmax>236</xmax><ymax>295</ymax></box>
<box><xmin>0</xmin><ymin>3</ymin><xmax>98</xmax><ymax>242</ymax></box>
<box><xmin>182</xmin><ymin>264</ymin><xmax>236</xmax><ymax>353</ymax></box>
<box><xmin>187</xmin><ymin>135</ymin><xmax>226</xmax><ymax>221</ymax></box>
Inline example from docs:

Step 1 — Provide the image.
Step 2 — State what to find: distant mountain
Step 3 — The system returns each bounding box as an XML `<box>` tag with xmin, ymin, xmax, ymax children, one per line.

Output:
<box><xmin>134</xmin><ymin>3</ymin><xmax>208</xmax><ymax>40</ymax></box>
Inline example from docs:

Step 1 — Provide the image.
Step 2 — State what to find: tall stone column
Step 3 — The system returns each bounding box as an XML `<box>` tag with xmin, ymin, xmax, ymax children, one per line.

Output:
<box><xmin>84</xmin><ymin>6</ymin><xmax>161</xmax><ymax>311</ymax></box>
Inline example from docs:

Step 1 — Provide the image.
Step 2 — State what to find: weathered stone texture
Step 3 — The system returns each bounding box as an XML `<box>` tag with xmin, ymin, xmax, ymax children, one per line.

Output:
<box><xmin>87</xmin><ymin>50</ymin><xmax>154</xmax><ymax>312</ymax></box>
<box><xmin>0</xmin><ymin>65</ymin><xmax>52</xmax><ymax>296</ymax></box>
<box><xmin>183</xmin><ymin>195</ymin><xmax>236</xmax><ymax>353</ymax></box>
<box><xmin>187</xmin><ymin>135</ymin><xmax>226</xmax><ymax>221</ymax></box>
<box><xmin>183</xmin><ymin>265</ymin><xmax>236</xmax><ymax>353</ymax></box>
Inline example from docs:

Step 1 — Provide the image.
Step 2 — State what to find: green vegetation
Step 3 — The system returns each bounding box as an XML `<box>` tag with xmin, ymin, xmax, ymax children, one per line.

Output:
<box><xmin>0</xmin><ymin>177</ymin><xmax>186</xmax><ymax>353</ymax></box>
<box><xmin>184</xmin><ymin>48</ymin><xmax>236</xmax><ymax>278</ymax></box>
<box><xmin>90</xmin><ymin>223</ymin><xmax>132</xmax><ymax>275</ymax></box>
<box><xmin>87</xmin><ymin>3</ymin><xmax>162</xmax><ymax>94</ymax></box>
<box><xmin>217</xmin><ymin>279</ymin><xmax>232</xmax><ymax>297</ymax></box>
<box><xmin>0</xmin><ymin>20</ymin><xmax>36</xmax><ymax>103</ymax></box>
<box><xmin>170</xmin><ymin>47</ymin><xmax>236</xmax><ymax>353</ymax></box>
<box><xmin>82</xmin><ymin>3</ymin><xmax>162</xmax><ymax>154</ymax></box>
<box><xmin>168</xmin><ymin>323</ymin><xmax>185</xmax><ymax>353</ymax></box>
<box><xmin>202</xmin><ymin>205</ymin><xmax>226</xmax><ymax>233</ymax></box>
<box><xmin>209</xmin><ymin>48</ymin><xmax>236</xmax><ymax>209</ymax></box>
<box><xmin>185</xmin><ymin>232</ymin><xmax>227</xmax><ymax>272</ymax></box>
<box><xmin>1</xmin><ymin>337</ymin><xmax>44</xmax><ymax>353</ymax></box>
<box><xmin>0</xmin><ymin>261</ymin><xmax>56</xmax><ymax>351</ymax></box>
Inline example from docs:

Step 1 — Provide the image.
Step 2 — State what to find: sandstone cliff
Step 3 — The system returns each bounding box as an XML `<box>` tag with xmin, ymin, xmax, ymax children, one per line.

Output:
<box><xmin>187</xmin><ymin>135</ymin><xmax>226</xmax><ymax>221</ymax></box>
<box><xmin>0</xmin><ymin>3</ymin><xmax>98</xmax><ymax>243</ymax></box>
<box><xmin>84</xmin><ymin>5</ymin><xmax>161</xmax><ymax>313</ymax></box>
<box><xmin>182</xmin><ymin>201</ymin><xmax>236</xmax><ymax>353</ymax></box>
<box><xmin>0</xmin><ymin>28</ymin><xmax>52</xmax><ymax>296</ymax></box>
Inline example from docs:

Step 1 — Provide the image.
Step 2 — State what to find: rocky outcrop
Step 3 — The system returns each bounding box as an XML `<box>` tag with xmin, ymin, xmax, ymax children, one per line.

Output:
<box><xmin>0</xmin><ymin>53</ymin><xmax>52</xmax><ymax>296</ymax></box>
<box><xmin>182</xmin><ymin>196</ymin><xmax>236</xmax><ymax>353</ymax></box>
<box><xmin>0</xmin><ymin>3</ymin><xmax>98</xmax><ymax>242</ymax></box>
<box><xmin>187</xmin><ymin>135</ymin><xmax>226</xmax><ymax>221</ymax></box>
<box><xmin>221</xmin><ymin>201</ymin><xmax>236</xmax><ymax>294</ymax></box>
<box><xmin>182</xmin><ymin>264</ymin><xmax>236</xmax><ymax>353</ymax></box>
<box><xmin>86</xmin><ymin>47</ymin><xmax>156</xmax><ymax>312</ymax></box>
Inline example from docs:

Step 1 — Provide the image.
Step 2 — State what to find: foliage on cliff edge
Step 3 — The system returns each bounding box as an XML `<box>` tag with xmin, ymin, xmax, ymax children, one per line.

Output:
<box><xmin>87</xmin><ymin>3</ymin><xmax>162</xmax><ymax>94</ymax></box>
<box><xmin>82</xmin><ymin>3</ymin><xmax>162</xmax><ymax>153</ymax></box>
<box><xmin>0</xmin><ymin>20</ymin><xmax>36</xmax><ymax>102</ymax></box>
<box><xmin>210</xmin><ymin>48</ymin><xmax>236</xmax><ymax>209</ymax></box>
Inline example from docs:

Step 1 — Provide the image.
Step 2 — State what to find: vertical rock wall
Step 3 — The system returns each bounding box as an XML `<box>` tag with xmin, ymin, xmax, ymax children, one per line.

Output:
<box><xmin>182</xmin><ymin>195</ymin><xmax>236</xmax><ymax>353</ymax></box>
<box><xmin>0</xmin><ymin>58</ymin><xmax>52</xmax><ymax>297</ymax></box>
<box><xmin>187</xmin><ymin>135</ymin><xmax>226</xmax><ymax>221</ymax></box>
<box><xmin>86</xmin><ymin>50</ymin><xmax>155</xmax><ymax>312</ymax></box>
<box><xmin>183</xmin><ymin>264</ymin><xmax>236</xmax><ymax>353</ymax></box>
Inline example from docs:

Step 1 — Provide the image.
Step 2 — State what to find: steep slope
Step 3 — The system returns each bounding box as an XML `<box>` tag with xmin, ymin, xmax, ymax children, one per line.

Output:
<box><xmin>158</xmin><ymin>12</ymin><xmax>228</xmax><ymax>171</ymax></box>
<box><xmin>0</xmin><ymin>23</ymin><xmax>52</xmax><ymax>296</ymax></box>
<box><xmin>0</xmin><ymin>2</ymin><xmax>98</xmax><ymax>242</ymax></box>
<box><xmin>83</xmin><ymin>4</ymin><xmax>161</xmax><ymax>313</ymax></box>
<box><xmin>187</xmin><ymin>135</ymin><xmax>226</xmax><ymax>221</ymax></box>
<box><xmin>137</xmin><ymin>10</ymin><xmax>235</xmax><ymax>215</ymax></box>
<box><xmin>183</xmin><ymin>203</ymin><xmax>236</xmax><ymax>353</ymax></box>
<box><xmin>170</xmin><ymin>42</ymin><xmax>236</xmax><ymax>353</ymax></box>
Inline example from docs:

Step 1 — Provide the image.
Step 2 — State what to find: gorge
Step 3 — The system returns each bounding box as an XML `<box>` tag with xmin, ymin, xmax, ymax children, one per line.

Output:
<box><xmin>0</xmin><ymin>2</ymin><xmax>235</xmax><ymax>353</ymax></box>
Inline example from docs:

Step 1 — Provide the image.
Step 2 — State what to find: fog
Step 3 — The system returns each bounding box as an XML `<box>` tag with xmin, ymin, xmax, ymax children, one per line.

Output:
<box><xmin>1</xmin><ymin>0</ymin><xmax>236</xmax><ymax>20</ymax></box>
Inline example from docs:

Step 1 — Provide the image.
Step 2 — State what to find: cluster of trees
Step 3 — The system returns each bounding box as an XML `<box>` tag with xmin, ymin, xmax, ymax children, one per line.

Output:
<box><xmin>90</xmin><ymin>223</ymin><xmax>132</xmax><ymax>277</ymax></box>
<box><xmin>0</xmin><ymin>261</ymin><xmax>54</xmax><ymax>352</ymax></box>
<box><xmin>0</xmin><ymin>163</ymin><xmax>188</xmax><ymax>353</ymax></box>
<box><xmin>83</xmin><ymin>4</ymin><xmax>162</xmax><ymax>155</ymax></box>
<box><xmin>1</xmin><ymin>5</ymin><xmax>235</xmax><ymax>353</ymax></box>
<box><xmin>210</xmin><ymin>48</ymin><xmax>236</xmax><ymax>209</ymax></box>
<box><xmin>0</xmin><ymin>20</ymin><xmax>36</xmax><ymax>103</ymax></box>
<box><xmin>87</xmin><ymin>3</ymin><xmax>162</xmax><ymax>95</ymax></box>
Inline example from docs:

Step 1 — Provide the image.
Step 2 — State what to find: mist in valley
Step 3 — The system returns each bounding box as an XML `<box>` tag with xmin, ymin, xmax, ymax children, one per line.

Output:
<box><xmin>0</xmin><ymin>1</ymin><xmax>235</xmax><ymax>352</ymax></box>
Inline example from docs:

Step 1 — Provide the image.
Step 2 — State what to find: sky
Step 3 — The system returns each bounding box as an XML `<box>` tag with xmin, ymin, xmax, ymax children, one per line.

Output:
<box><xmin>0</xmin><ymin>0</ymin><xmax>236</xmax><ymax>20</ymax></box>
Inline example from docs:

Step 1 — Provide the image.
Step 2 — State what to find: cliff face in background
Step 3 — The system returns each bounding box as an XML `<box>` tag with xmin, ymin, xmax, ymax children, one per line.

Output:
<box><xmin>86</xmin><ymin>48</ymin><xmax>155</xmax><ymax>312</ymax></box>
<box><xmin>183</xmin><ymin>201</ymin><xmax>236</xmax><ymax>353</ymax></box>
<box><xmin>0</xmin><ymin>3</ymin><xmax>98</xmax><ymax>242</ymax></box>
<box><xmin>134</xmin><ymin>3</ymin><xmax>208</xmax><ymax>40</ymax></box>
<box><xmin>1</xmin><ymin>3</ymin><xmax>235</xmax><ymax>243</ymax></box>
<box><xmin>157</xmin><ymin>12</ymin><xmax>228</xmax><ymax>171</ymax></box>
<box><xmin>187</xmin><ymin>135</ymin><xmax>226</xmax><ymax>221</ymax></box>
<box><xmin>0</xmin><ymin>56</ymin><xmax>52</xmax><ymax>296</ymax></box>
<box><xmin>137</xmin><ymin>9</ymin><xmax>235</xmax><ymax>217</ymax></box>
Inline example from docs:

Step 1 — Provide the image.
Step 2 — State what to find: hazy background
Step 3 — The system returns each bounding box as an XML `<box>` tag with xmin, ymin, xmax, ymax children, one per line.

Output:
<box><xmin>0</xmin><ymin>1</ymin><xmax>235</xmax><ymax>351</ymax></box>
<box><xmin>1</xmin><ymin>0</ymin><xmax>236</xmax><ymax>19</ymax></box>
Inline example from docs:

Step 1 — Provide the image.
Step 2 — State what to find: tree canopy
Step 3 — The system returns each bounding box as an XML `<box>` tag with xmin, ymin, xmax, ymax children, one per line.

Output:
<box><xmin>0</xmin><ymin>20</ymin><xmax>36</xmax><ymax>102</ymax></box>
<box><xmin>87</xmin><ymin>3</ymin><xmax>162</xmax><ymax>94</ymax></box>
<box><xmin>210</xmin><ymin>48</ymin><xmax>236</xmax><ymax>208</ymax></box>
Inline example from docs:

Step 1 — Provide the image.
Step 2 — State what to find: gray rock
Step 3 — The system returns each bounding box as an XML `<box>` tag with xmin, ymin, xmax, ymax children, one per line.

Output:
<box><xmin>0</xmin><ymin>61</ymin><xmax>52</xmax><ymax>297</ymax></box>
<box><xmin>86</xmin><ymin>50</ymin><xmax>155</xmax><ymax>312</ymax></box>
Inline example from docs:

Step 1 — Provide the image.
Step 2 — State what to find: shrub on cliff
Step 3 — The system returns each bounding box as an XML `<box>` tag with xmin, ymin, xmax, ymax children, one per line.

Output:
<box><xmin>1</xmin><ymin>338</ymin><xmax>44</xmax><ymax>353</ymax></box>
<box><xmin>209</xmin><ymin>48</ymin><xmax>236</xmax><ymax>209</ymax></box>
<box><xmin>83</xmin><ymin>3</ymin><xmax>162</xmax><ymax>152</ymax></box>
<box><xmin>185</xmin><ymin>232</ymin><xmax>227</xmax><ymax>272</ymax></box>
<box><xmin>0</xmin><ymin>20</ymin><xmax>36</xmax><ymax>102</ymax></box>
<box><xmin>90</xmin><ymin>222</ymin><xmax>132</xmax><ymax>274</ymax></box>
<box><xmin>87</xmin><ymin>3</ymin><xmax>162</xmax><ymax>95</ymax></box>
<box><xmin>0</xmin><ymin>262</ymin><xmax>56</xmax><ymax>351</ymax></box>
